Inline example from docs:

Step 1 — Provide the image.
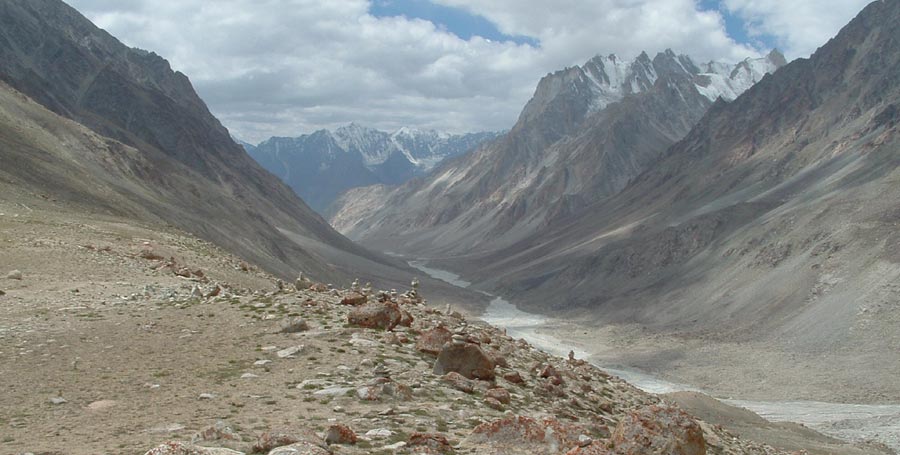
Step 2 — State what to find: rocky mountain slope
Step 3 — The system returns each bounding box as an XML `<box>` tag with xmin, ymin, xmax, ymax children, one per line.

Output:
<box><xmin>244</xmin><ymin>125</ymin><xmax>498</xmax><ymax>213</ymax></box>
<box><xmin>387</xmin><ymin>0</ymin><xmax>900</xmax><ymax>404</ymax></box>
<box><xmin>0</xmin><ymin>0</ymin><xmax>423</xmax><ymax>289</ymax></box>
<box><xmin>330</xmin><ymin>49</ymin><xmax>784</xmax><ymax>254</ymax></box>
<box><xmin>0</xmin><ymin>195</ymin><xmax>889</xmax><ymax>455</ymax></box>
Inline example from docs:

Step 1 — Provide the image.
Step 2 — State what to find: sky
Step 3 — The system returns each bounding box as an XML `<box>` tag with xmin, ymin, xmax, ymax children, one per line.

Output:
<box><xmin>67</xmin><ymin>0</ymin><xmax>871</xmax><ymax>144</ymax></box>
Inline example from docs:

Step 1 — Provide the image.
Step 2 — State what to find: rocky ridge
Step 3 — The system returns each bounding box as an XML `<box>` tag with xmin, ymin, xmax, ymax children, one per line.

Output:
<box><xmin>0</xmin><ymin>198</ymin><xmax>822</xmax><ymax>455</ymax></box>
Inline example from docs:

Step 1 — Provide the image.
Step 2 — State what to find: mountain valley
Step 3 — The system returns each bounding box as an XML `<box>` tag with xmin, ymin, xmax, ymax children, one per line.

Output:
<box><xmin>1</xmin><ymin>0</ymin><xmax>899</xmax><ymax>454</ymax></box>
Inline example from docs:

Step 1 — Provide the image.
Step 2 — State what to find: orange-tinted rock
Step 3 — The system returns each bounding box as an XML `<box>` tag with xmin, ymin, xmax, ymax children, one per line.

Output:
<box><xmin>408</xmin><ymin>432</ymin><xmax>454</xmax><ymax>453</ymax></box>
<box><xmin>433</xmin><ymin>343</ymin><xmax>495</xmax><ymax>380</ymax></box>
<box><xmin>340</xmin><ymin>291</ymin><xmax>367</xmax><ymax>306</ymax></box>
<box><xmin>485</xmin><ymin>387</ymin><xmax>511</xmax><ymax>404</ymax></box>
<box><xmin>399</xmin><ymin>308</ymin><xmax>414</xmax><ymax>327</ymax></box>
<box><xmin>484</xmin><ymin>396</ymin><xmax>504</xmax><ymax>410</ymax></box>
<box><xmin>416</xmin><ymin>326</ymin><xmax>452</xmax><ymax>355</ymax></box>
<box><xmin>347</xmin><ymin>302</ymin><xmax>401</xmax><ymax>331</ymax></box>
<box><xmin>442</xmin><ymin>371</ymin><xmax>475</xmax><ymax>393</ymax></box>
<box><xmin>502</xmin><ymin>371</ymin><xmax>525</xmax><ymax>384</ymax></box>
<box><xmin>566</xmin><ymin>441</ymin><xmax>613</xmax><ymax>455</ymax></box>
<box><xmin>467</xmin><ymin>415</ymin><xmax>584</xmax><ymax>455</ymax></box>
<box><xmin>611</xmin><ymin>405</ymin><xmax>706</xmax><ymax>455</ymax></box>
<box><xmin>324</xmin><ymin>424</ymin><xmax>357</xmax><ymax>445</ymax></box>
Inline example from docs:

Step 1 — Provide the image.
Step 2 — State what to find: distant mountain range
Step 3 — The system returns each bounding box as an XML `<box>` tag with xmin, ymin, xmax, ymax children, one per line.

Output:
<box><xmin>241</xmin><ymin>125</ymin><xmax>499</xmax><ymax>213</ymax></box>
<box><xmin>331</xmin><ymin>49</ymin><xmax>785</xmax><ymax>251</ymax></box>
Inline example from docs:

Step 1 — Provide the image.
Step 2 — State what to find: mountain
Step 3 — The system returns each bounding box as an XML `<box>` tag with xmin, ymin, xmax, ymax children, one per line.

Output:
<box><xmin>243</xmin><ymin>124</ymin><xmax>499</xmax><ymax>213</ymax></box>
<box><xmin>0</xmin><ymin>0</ymin><xmax>429</xmax><ymax>289</ymax></box>
<box><xmin>352</xmin><ymin>0</ymin><xmax>900</xmax><ymax>402</ymax></box>
<box><xmin>330</xmin><ymin>49</ymin><xmax>784</xmax><ymax>254</ymax></box>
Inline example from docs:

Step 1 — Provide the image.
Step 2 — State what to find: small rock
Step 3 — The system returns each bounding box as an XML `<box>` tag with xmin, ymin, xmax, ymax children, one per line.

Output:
<box><xmin>577</xmin><ymin>434</ymin><xmax>593</xmax><ymax>447</ymax></box>
<box><xmin>407</xmin><ymin>432</ymin><xmax>453</xmax><ymax>454</ymax></box>
<box><xmin>442</xmin><ymin>371</ymin><xmax>475</xmax><ymax>394</ymax></box>
<box><xmin>267</xmin><ymin>441</ymin><xmax>329</xmax><ymax>455</ymax></box>
<box><xmin>340</xmin><ymin>291</ymin><xmax>367</xmax><ymax>306</ymax></box>
<box><xmin>365</xmin><ymin>428</ymin><xmax>393</xmax><ymax>439</ymax></box>
<box><xmin>324</xmin><ymin>424</ymin><xmax>357</xmax><ymax>445</ymax></box>
<box><xmin>276</xmin><ymin>345</ymin><xmax>306</xmax><ymax>358</ymax></box>
<box><xmin>485</xmin><ymin>387</ymin><xmax>511</xmax><ymax>404</ymax></box>
<box><xmin>143</xmin><ymin>441</ymin><xmax>244</xmax><ymax>455</ymax></box>
<box><xmin>198</xmin><ymin>393</ymin><xmax>216</xmax><ymax>400</ymax></box>
<box><xmin>254</xmin><ymin>359</ymin><xmax>273</xmax><ymax>367</ymax></box>
<box><xmin>86</xmin><ymin>399</ymin><xmax>117</xmax><ymax>411</ymax></box>
<box><xmin>279</xmin><ymin>317</ymin><xmax>310</xmax><ymax>333</ymax></box>
<box><xmin>502</xmin><ymin>371</ymin><xmax>525</xmax><ymax>384</ymax></box>
<box><xmin>484</xmin><ymin>396</ymin><xmax>504</xmax><ymax>410</ymax></box>
<box><xmin>6</xmin><ymin>270</ymin><xmax>22</xmax><ymax>280</ymax></box>
<box><xmin>252</xmin><ymin>431</ymin><xmax>303</xmax><ymax>453</ymax></box>
<box><xmin>49</xmin><ymin>396</ymin><xmax>67</xmax><ymax>405</ymax></box>
<box><xmin>240</xmin><ymin>373</ymin><xmax>258</xmax><ymax>379</ymax></box>
<box><xmin>192</xmin><ymin>420</ymin><xmax>241</xmax><ymax>444</ymax></box>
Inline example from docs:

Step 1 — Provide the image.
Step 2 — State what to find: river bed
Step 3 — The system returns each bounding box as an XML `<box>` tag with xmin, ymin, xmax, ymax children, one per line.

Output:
<box><xmin>408</xmin><ymin>259</ymin><xmax>900</xmax><ymax>450</ymax></box>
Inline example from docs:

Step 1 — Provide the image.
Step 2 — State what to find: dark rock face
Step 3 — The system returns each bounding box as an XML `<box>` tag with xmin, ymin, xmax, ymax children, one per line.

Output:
<box><xmin>433</xmin><ymin>343</ymin><xmax>495</xmax><ymax>380</ymax></box>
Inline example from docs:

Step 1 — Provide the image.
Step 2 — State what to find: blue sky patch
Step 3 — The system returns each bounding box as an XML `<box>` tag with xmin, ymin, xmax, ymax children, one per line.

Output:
<box><xmin>370</xmin><ymin>0</ymin><xmax>539</xmax><ymax>46</ymax></box>
<box><xmin>700</xmin><ymin>0</ymin><xmax>778</xmax><ymax>52</ymax></box>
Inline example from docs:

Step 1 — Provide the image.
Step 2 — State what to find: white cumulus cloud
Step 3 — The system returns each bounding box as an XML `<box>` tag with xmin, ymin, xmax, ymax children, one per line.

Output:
<box><xmin>65</xmin><ymin>0</ymin><xmax>869</xmax><ymax>143</ymax></box>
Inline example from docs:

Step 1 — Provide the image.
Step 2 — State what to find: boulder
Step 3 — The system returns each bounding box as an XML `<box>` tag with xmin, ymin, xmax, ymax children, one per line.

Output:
<box><xmin>6</xmin><ymin>270</ymin><xmax>22</xmax><ymax>280</ymax></box>
<box><xmin>466</xmin><ymin>415</ymin><xmax>584</xmax><ymax>455</ymax></box>
<box><xmin>324</xmin><ymin>424</ymin><xmax>357</xmax><ymax>445</ymax></box>
<box><xmin>416</xmin><ymin>326</ymin><xmax>452</xmax><ymax>355</ymax></box>
<box><xmin>433</xmin><ymin>342</ymin><xmax>495</xmax><ymax>380</ymax></box>
<box><xmin>408</xmin><ymin>432</ymin><xmax>454</xmax><ymax>453</ymax></box>
<box><xmin>610</xmin><ymin>405</ymin><xmax>706</xmax><ymax>455</ymax></box>
<box><xmin>340</xmin><ymin>291</ymin><xmax>367</xmax><ymax>306</ymax></box>
<box><xmin>279</xmin><ymin>317</ymin><xmax>310</xmax><ymax>333</ymax></box>
<box><xmin>347</xmin><ymin>302</ymin><xmax>401</xmax><ymax>331</ymax></box>
<box><xmin>442</xmin><ymin>371</ymin><xmax>475</xmax><ymax>393</ymax></box>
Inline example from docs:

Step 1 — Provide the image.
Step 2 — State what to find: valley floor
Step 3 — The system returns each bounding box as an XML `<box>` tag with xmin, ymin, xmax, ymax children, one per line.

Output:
<box><xmin>410</xmin><ymin>260</ymin><xmax>900</xmax><ymax>453</ymax></box>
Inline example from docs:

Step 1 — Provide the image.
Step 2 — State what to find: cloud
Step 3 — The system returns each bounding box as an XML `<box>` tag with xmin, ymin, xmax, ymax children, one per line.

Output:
<box><xmin>722</xmin><ymin>0</ymin><xmax>872</xmax><ymax>58</ymax></box>
<box><xmin>64</xmin><ymin>0</ymin><xmax>867</xmax><ymax>143</ymax></box>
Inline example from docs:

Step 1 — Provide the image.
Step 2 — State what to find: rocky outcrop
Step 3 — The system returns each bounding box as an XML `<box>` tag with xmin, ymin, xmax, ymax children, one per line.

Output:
<box><xmin>611</xmin><ymin>405</ymin><xmax>706</xmax><ymax>455</ymax></box>
<box><xmin>347</xmin><ymin>302</ymin><xmax>401</xmax><ymax>331</ymax></box>
<box><xmin>433</xmin><ymin>342</ymin><xmax>496</xmax><ymax>380</ymax></box>
<box><xmin>416</xmin><ymin>326</ymin><xmax>453</xmax><ymax>355</ymax></box>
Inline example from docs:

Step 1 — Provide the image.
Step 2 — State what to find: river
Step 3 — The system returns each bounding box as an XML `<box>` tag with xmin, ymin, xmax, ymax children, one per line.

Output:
<box><xmin>408</xmin><ymin>259</ymin><xmax>900</xmax><ymax>451</ymax></box>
